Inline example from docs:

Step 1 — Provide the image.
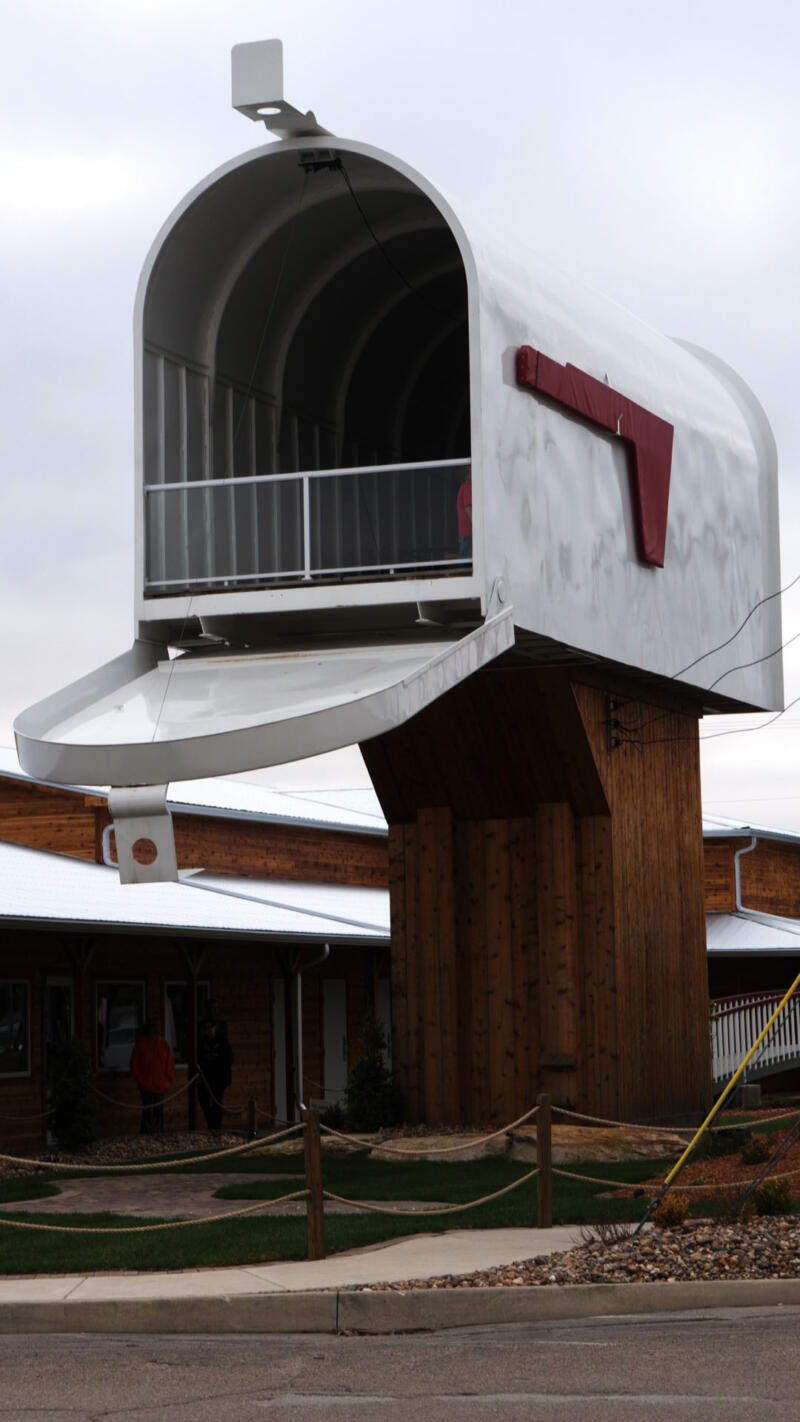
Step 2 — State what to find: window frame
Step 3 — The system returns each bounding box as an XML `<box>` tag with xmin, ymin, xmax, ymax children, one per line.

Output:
<box><xmin>0</xmin><ymin>980</ymin><xmax>31</xmax><ymax>1079</ymax></box>
<box><xmin>95</xmin><ymin>978</ymin><xmax>146</xmax><ymax>1074</ymax></box>
<box><xmin>164</xmin><ymin>981</ymin><xmax>210</xmax><ymax>1068</ymax></box>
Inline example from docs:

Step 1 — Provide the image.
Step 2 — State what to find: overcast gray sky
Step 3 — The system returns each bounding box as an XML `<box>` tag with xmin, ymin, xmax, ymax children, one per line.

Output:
<box><xmin>2</xmin><ymin>0</ymin><xmax>799</xmax><ymax>818</ymax></box>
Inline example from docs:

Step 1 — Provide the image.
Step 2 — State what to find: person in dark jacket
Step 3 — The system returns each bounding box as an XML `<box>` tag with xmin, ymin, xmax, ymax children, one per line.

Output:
<box><xmin>197</xmin><ymin>1019</ymin><xmax>233</xmax><ymax>1130</ymax></box>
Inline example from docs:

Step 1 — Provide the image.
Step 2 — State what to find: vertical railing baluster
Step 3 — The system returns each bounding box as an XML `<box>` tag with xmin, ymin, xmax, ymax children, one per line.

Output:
<box><xmin>202</xmin><ymin>375</ymin><xmax>213</xmax><ymax>582</ymax></box>
<box><xmin>292</xmin><ymin>415</ymin><xmax>302</xmax><ymax>574</ymax></box>
<box><xmin>303</xmin><ymin>475</ymin><xmax>312</xmax><ymax>581</ymax></box>
<box><xmin>311</xmin><ymin>421</ymin><xmax>320</xmax><ymax>573</ymax></box>
<box><xmin>249</xmin><ymin>396</ymin><xmax>259</xmax><ymax>578</ymax></box>
<box><xmin>178</xmin><ymin>362</ymin><xmax>189</xmax><ymax>585</ymax></box>
<box><xmin>156</xmin><ymin>354</ymin><xmax>167</xmax><ymax>587</ymax></box>
<box><xmin>269</xmin><ymin>405</ymin><xmax>280</xmax><ymax>575</ymax></box>
<box><xmin>226</xmin><ymin>386</ymin><xmax>237</xmax><ymax>580</ymax></box>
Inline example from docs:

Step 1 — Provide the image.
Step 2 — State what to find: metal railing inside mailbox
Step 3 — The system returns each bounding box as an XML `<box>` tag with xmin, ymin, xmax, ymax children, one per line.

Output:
<box><xmin>144</xmin><ymin>458</ymin><xmax>472</xmax><ymax>595</ymax></box>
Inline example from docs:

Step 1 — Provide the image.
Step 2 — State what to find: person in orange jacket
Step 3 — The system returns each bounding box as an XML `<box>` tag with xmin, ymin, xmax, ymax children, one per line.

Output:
<box><xmin>130</xmin><ymin>1017</ymin><xmax>175</xmax><ymax>1134</ymax></box>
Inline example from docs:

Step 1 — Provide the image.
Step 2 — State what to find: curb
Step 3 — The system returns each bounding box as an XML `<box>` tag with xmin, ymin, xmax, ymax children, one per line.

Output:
<box><xmin>0</xmin><ymin>1291</ymin><xmax>337</xmax><ymax>1335</ymax></box>
<box><xmin>2</xmin><ymin>1278</ymin><xmax>800</xmax><ymax>1334</ymax></box>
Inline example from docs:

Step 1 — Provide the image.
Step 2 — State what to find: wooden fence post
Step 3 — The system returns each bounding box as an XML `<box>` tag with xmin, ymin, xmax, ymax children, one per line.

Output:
<box><xmin>537</xmin><ymin>1092</ymin><xmax>552</xmax><ymax>1228</ymax></box>
<box><xmin>304</xmin><ymin>1106</ymin><xmax>326</xmax><ymax>1260</ymax></box>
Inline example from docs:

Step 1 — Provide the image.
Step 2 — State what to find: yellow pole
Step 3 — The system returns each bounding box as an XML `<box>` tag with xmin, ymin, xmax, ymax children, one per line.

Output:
<box><xmin>663</xmin><ymin>969</ymin><xmax>800</xmax><ymax>1189</ymax></box>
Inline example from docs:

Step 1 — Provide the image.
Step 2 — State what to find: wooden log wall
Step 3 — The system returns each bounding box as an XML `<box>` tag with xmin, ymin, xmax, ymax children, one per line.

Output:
<box><xmin>0</xmin><ymin>926</ymin><xmax>385</xmax><ymax>1151</ymax></box>
<box><xmin>0</xmin><ymin>776</ymin><xmax>387</xmax><ymax>887</ymax></box>
<box><xmin>703</xmin><ymin>837</ymin><xmax>800</xmax><ymax>918</ymax></box>
<box><xmin>363</xmin><ymin>662</ymin><xmax>712</xmax><ymax>1127</ymax></box>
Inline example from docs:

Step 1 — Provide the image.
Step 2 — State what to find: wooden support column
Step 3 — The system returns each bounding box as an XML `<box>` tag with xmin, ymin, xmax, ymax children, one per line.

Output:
<box><xmin>363</xmin><ymin>660</ymin><xmax>710</xmax><ymax>1128</ymax></box>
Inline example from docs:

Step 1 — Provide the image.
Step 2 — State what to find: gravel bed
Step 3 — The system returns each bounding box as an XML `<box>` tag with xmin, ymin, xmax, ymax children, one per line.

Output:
<box><xmin>346</xmin><ymin>1218</ymin><xmax>800</xmax><ymax>1290</ymax></box>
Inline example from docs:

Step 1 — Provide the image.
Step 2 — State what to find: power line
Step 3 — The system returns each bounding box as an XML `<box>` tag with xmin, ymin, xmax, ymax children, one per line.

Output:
<box><xmin>336</xmin><ymin>157</ymin><xmax>466</xmax><ymax>327</ymax></box>
<box><xmin>673</xmin><ymin>569</ymin><xmax>800</xmax><ymax>680</ymax></box>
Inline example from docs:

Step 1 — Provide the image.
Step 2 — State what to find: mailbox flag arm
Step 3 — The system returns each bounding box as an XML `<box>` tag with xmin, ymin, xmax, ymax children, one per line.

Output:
<box><xmin>516</xmin><ymin>345</ymin><xmax>673</xmax><ymax>568</ymax></box>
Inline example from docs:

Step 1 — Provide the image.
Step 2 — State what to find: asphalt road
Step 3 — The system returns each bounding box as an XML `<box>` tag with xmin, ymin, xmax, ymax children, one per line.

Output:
<box><xmin>3</xmin><ymin>1307</ymin><xmax>800</xmax><ymax>1420</ymax></box>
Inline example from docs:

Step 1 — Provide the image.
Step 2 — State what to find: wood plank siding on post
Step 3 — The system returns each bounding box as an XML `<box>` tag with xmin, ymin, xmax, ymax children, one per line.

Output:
<box><xmin>363</xmin><ymin>660</ymin><xmax>711</xmax><ymax>1127</ymax></box>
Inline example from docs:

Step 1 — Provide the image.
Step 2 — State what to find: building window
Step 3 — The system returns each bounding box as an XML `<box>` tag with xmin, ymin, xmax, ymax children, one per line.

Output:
<box><xmin>96</xmin><ymin>981</ymin><xmax>146</xmax><ymax>1072</ymax></box>
<box><xmin>165</xmin><ymin>982</ymin><xmax>210</xmax><ymax>1067</ymax></box>
<box><xmin>0</xmin><ymin>982</ymin><xmax>30</xmax><ymax>1077</ymax></box>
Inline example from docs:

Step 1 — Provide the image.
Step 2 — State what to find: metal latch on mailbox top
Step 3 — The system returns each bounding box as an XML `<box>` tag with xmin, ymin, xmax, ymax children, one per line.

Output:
<box><xmin>107</xmin><ymin>786</ymin><xmax>179</xmax><ymax>885</ymax></box>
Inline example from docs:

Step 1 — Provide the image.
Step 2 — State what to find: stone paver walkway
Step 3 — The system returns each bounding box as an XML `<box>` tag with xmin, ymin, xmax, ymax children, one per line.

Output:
<box><xmin>4</xmin><ymin>1175</ymin><xmax>446</xmax><ymax>1218</ymax></box>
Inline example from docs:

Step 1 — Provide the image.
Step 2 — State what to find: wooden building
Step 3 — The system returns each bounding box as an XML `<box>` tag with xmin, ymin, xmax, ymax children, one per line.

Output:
<box><xmin>0</xmin><ymin>750</ymin><xmax>389</xmax><ymax>1150</ymax></box>
<box><xmin>704</xmin><ymin>814</ymin><xmax>800</xmax><ymax>1000</ymax></box>
<box><xmin>4</xmin><ymin>733</ymin><xmax>800</xmax><ymax>1149</ymax></box>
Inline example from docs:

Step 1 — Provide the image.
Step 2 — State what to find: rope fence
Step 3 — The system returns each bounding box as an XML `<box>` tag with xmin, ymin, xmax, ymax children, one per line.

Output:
<box><xmin>0</xmin><ymin>1090</ymin><xmax>797</xmax><ymax>1257</ymax></box>
<box><xmin>551</xmin><ymin>1104</ymin><xmax>800</xmax><ymax>1135</ymax></box>
<box><xmin>321</xmin><ymin>1167</ymin><xmax>540</xmax><ymax>1218</ymax></box>
<box><xmin>0</xmin><ymin>1122</ymin><xmax>304</xmax><ymax>1173</ymax></box>
<box><xmin>0</xmin><ymin>1189</ymin><xmax>309</xmax><ymax>1234</ymax></box>
<box><xmin>320</xmin><ymin>1103</ymin><xmax>540</xmax><ymax>1156</ymax></box>
<box><xmin>92</xmin><ymin>1075</ymin><xmax>199</xmax><ymax>1110</ymax></box>
<box><xmin>551</xmin><ymin>1162</ymin><xmax>800</xmax><ymax>1193</ymax></box>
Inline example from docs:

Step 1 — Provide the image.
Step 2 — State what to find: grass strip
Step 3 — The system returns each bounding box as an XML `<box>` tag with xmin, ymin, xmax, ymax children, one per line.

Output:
<box><xmin>0</xmin><ymin>1157</ymin><xmax>659</xmax><ymax>1274</ymax></box>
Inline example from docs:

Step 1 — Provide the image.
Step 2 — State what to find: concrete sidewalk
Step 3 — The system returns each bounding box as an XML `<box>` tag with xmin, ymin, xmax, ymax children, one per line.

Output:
<box><xmin>0</xmin><ymin>1226</ymin><xmax>578</xmax><ymax>1303</ymax></box>
<box><xmin>2</xmin><ymin>1226</ymin><xmax>800</xmax><ymax>1335</ymax></box>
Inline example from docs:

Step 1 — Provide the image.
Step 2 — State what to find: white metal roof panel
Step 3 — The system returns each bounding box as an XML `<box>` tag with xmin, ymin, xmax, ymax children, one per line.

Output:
<box><xmin>707</xmin><ymin>911</ymin><xmax>800</xmax><ymax>954</ymax></box>
<box><xmin>0</xmin><ymin>745</ymin><xmax>387</xmax><ymax>835</ymax></box>
<box><xmin>0</xmin><ymin>840</ymin><xmax>388</xmax><ymax>942</ymax></box>
<box><xmin>701</xmin><ymin>813</ymin><xmax>800</xmax><ymax>847</ymax></box>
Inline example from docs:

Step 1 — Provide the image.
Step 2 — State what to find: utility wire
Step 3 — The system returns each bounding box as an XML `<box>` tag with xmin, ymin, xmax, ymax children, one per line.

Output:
<box><xmin>337</xmin><ymin>156</ymin><xmax>466</xmax><ymax>327</ymax></box>
<box><xmin>673</xmin><ymin>569</ymin><xmax>800</xmax><ymax>680</ymax></box>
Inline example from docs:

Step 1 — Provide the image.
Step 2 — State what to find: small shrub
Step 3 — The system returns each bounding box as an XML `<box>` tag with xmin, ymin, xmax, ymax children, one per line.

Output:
<box><xmin>651</xmin><ymin>1193</ymin><xmax>690</xmax><ymax>1228</ymax></box>
<box><xmin>741</xmin><ymin>1135</ymin><xmax>771</xmax><ymax>1166</ymax></box>
<box><xmin>753</xmin><ymin>1177</ymin><xmax>794</xmax><ymax>1216</ymax></box>
<box><xmin>694</xmin><ymin>1129</ymin><xmax>741</xmax><ymax>1161</ymax></box>
<box><xmin>343</xmin><ymin>1015</ymin><xmax>404</xmax><ymax>1133</ymax></box>
<box><xmin>319</xmin><ymin>1101</ymin><xmax>345</xmax><ymax>1130</ymax></box>
<box><xmin>48</xmin><ymin>1038</ymin><xmax>96</xmax><ymax>1151</ymax></box>
<box><xmin>580</xmin><ymin>1220</ymin><xmax>636</xmax><ymax>1245</ymax></box>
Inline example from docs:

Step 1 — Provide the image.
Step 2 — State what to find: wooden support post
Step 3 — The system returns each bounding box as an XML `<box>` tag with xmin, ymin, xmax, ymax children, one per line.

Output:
<box><xmin>304</xmin><ymin>1106</ymin><xmax>326</xmax><ymax>1260</ymax></box>
<box><xmin>248</xmin><ymin>1098</ymin><xmax>257</xmax><ymax>1139</ymax></box>
<box><xmin>537</xmin><ymin>1092</ymin><xmax>552</xmax><ymax>1229</ymax></box>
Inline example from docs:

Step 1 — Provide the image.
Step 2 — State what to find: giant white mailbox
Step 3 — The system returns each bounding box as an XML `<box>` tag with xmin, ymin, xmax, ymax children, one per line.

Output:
<box><xmin>15</xmin><ymin>41</ymin><xmax>781</xmax><ymax>875</ymax></box>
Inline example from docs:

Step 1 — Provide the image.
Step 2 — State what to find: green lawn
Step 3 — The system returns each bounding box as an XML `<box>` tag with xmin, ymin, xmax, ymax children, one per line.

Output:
<box><xmin>0</xmin><ymin>1154</ymin><xmax>658</xmax><ymax>1275</ymax></box>
<box><xmin>0</xmin><ymin>1110</ymin><xmax>793</xmax><ymax>1276</ymax></box>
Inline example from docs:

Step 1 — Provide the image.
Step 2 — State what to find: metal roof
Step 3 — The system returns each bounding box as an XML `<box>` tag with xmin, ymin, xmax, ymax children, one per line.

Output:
<box><xmin>0</xmin><ymin>839</ymin><xmax>389</xmax><ymax>943</ymax></box>
<box><xmin>701</xmin><ymin>813</ymin><xmax>800</xmax><ymax>847</ymax></box>
<box><xmin>707</xmin><ymin>911</ymin><xmax>800</xmax><ymax>954</ymax></box>
<box><xmin>0</xmin><ymin>745</ymin><xmax>387</xmax><ymax>836</ymax></box>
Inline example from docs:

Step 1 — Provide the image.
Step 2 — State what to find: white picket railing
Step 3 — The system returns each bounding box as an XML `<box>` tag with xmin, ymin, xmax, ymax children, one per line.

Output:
<box><xmin>711</xmin><ymin>989</ymin><xmax>800</xmax><ymax>1089</ymax></box>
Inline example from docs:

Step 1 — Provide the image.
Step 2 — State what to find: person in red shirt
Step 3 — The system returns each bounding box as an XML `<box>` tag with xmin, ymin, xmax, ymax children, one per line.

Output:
<box><xmin>130</xmin><ymin>1017</ymin><xmax>175</xmax><ymax>1134</ymax></box>
<box><xmin>456</xmin><ymin>475</ymin><xmax>472</xmax><ymax>559</ymax></box>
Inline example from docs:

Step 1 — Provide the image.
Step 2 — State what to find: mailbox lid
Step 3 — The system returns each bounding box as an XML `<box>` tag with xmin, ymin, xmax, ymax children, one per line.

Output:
<box><xmin>14</xmin><ymin>612</ymin><xmax>514</xmax><ymax>787</ymax></box>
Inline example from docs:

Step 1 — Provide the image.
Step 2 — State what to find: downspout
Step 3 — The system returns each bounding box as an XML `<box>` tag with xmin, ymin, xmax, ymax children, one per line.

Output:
<box><xmin>294</xmin><ymin>942</ymin><xmax>330</xmax><ymax>1116</ymax></box>
<box><xmin>733</xmin><ymin>836</ymin><xmax>758</xmax><ymax>912</ymax></box>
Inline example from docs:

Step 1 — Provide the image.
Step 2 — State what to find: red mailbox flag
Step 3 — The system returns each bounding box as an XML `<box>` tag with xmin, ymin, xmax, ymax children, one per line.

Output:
<box><xmin>517</xmin><ymin>345</ymin><xmax>673</xmax><ymax>568</ymax></box>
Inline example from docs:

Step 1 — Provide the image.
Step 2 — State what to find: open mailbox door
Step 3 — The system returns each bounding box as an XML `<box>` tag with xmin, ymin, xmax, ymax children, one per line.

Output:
<box><xmin>15</xmin><ymin>612</ymin><xmax>514</xmax><ymax>879</ymax></box>
<box><xmin>15</xmin><ymin>614</ymin><xmax>513</xmax><ymax>789</ymax></box>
